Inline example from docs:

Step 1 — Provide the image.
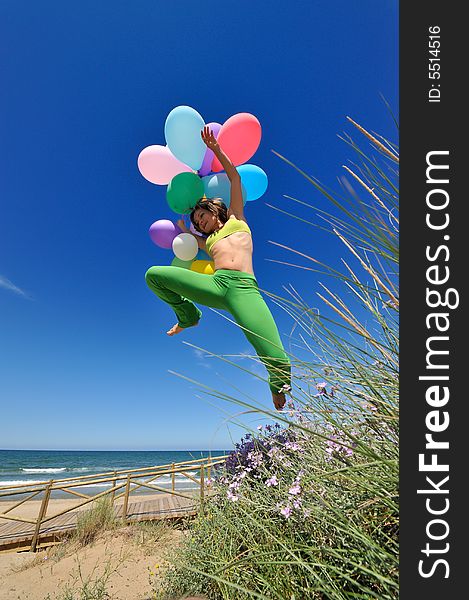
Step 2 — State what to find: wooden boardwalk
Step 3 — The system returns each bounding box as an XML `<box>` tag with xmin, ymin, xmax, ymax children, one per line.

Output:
<box><xmin>0</xmin><ymin>455</ymin><xmax>226</xmax><ymax>553</ymax></box>
<box><xmin>0</xmin><ymin>494</ymin><xmax>199</xmax><ymax>553</ymax></box>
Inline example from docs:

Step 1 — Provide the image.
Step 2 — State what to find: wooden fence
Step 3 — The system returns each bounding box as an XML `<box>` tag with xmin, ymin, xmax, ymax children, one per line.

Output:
<box><xmin>0</xmin><ymin>455</ymin><xmax>227</xmax><ymax>552</ymax></box>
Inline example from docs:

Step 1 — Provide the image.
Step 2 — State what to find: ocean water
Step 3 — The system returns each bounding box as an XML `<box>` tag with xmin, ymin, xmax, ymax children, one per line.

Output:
<box><xmin>0</xmin><ymin>449</ymin><xmax>229</xmax><ymax>499</ymax></box>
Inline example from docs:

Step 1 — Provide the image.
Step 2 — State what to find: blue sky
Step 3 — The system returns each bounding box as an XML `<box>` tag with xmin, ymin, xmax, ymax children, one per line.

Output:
<box><xmin>0</xmin><ymin>1</ymin><xmax>398</xmax><ymax>450</ymax></box>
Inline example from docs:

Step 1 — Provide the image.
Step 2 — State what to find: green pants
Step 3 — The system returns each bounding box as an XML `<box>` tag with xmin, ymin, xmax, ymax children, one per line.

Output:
<box><xmin>145</xmin><ymin>267</ymin><xmax>291</xmax><ymax>394</ymax></box>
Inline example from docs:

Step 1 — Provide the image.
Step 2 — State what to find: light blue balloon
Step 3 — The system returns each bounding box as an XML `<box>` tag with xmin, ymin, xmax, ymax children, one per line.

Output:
<box><xmin>237</xmin><ymin>164</ymin><xmax>268</xmax><ymax>201</ymax></box>
<box><xmin>196</xmin><ymin>248</ymin><xmax>210</xmax><ymax>261</ymax></box>
<box><xmin>202</xmin><ymin>172</ymin><xmax>247</xmax><ymax>206</ymax></box>
<box><xmin>164</xmin><ymin>106</ymin><xmax>206</xmax><ymax>171</ymax></box>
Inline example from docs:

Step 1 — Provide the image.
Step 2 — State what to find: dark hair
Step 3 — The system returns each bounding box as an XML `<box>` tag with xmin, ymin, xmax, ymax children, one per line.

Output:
<box><xmin>190</xmin><ymin>197</ymin><xmax>228</xmax><ymax>234</ymax></box>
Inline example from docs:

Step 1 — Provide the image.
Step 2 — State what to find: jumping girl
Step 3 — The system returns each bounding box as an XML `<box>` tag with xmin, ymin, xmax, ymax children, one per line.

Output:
<box><xmin>145</xmin><ymin>126</ymin><xmax>291</xmax><ymax>410</ymax></box>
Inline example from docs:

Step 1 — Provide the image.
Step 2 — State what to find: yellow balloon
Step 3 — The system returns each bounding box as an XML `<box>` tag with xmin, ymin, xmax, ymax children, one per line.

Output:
<box><xmin>190</xmin><ymin>260</ymin><xmax>215</xmax><ymax>275</ymax></box>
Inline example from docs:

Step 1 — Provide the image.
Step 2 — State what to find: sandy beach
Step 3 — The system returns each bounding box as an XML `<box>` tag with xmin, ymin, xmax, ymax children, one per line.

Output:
<box><xmin>0</xmin><ymin>524</ymin><xmax>186</xmax><ymax>600</ymax></box>
<box><xmin>0</xmin><ymin>492</ymin><xmax>198</xmax><ymax>600</ymax></box>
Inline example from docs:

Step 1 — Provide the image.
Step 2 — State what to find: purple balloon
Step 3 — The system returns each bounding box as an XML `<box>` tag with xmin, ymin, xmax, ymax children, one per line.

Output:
<box><xmin>190</xmin><ymin>222</ymin><xmax>204</xmax><ymax>236</ymax></box>
<box><xmin>198</xmin><ymin>122</ymin><xmax>222</xmax><ymax>176</ymax></box>
<box><xmin>149</xmin><ymin>219</ymin><xmax>182</xmax><ymax>249</ymax></box>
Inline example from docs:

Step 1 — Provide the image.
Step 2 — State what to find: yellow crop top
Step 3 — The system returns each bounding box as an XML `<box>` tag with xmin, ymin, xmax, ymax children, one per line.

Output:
<box><xmin>205</xmin><ymin>217</ymin><xmax>252</xmax><ymax>256</ymax></box>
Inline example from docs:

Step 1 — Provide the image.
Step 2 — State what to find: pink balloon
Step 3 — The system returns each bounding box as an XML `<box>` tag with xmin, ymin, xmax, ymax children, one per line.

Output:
<box><xmin>198</xmin><ymin>122</ymin><xmax>222</xmax><ymax>176</ymax></box>
<box><xmin>138</xmin><ymin>145</ymin><xmax>192</xmax><ymax>185</ymax></box>
<box><xmin>211</xmin><ymin>113</ymin><xmax>261</xmax><ymax>173</ymax></box>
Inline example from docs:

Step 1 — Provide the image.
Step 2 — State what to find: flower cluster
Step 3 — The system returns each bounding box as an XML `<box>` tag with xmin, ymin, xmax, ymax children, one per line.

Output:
<box><xmin>215</xmin><ymin>423</ymin><xmax>306</xmax><ymax>504</ymax></box>
<box><xmin>223</xmin><ymin>424</ymin><xmax>302</xmax><ymax>479</ymax></box>
<box><xmin>313</xmin><ymin>381</ymin><xmax>337</xmax><ymax>398</ymax></box>
<box><xmin>325</xmin><ymin>427</ymin><xmax>357</xmax><ymax>462</ymax></box>
<box><xmin>276</xmin><ymin>471</ymin><xmax>309</xmax><ymax>519</ymax></box>
<box><xmin>227</xmin><ymin>475</ymin><xmax>242</xmax><ymax>502</ymax></box>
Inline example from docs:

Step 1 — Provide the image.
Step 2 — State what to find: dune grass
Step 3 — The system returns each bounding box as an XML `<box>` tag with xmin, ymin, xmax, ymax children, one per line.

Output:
<box><xmin>43</xmin><ymin>552</ymin><xmax>126</xmax><ymax>600</ymax></box>
<box><xmin>32</xmin><ymin>515</ymin><xmax>184</xmax><ymax>600</ymax></box>
<box><xmin>74</xmin><ymin>496</ymin><xmax>118</xmax><ymax>547</ymax></box>
<box><xmin>153</xmin><ymin>115</ymin><xmax>399</xmax><ymax>600</ymax></box>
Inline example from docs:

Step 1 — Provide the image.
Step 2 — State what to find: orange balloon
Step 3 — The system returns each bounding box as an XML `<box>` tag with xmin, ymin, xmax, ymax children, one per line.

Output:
<box><xmin>211</xmin><ymin>113</ymin><xmax>261</xmax><ymax>173</ymax></box>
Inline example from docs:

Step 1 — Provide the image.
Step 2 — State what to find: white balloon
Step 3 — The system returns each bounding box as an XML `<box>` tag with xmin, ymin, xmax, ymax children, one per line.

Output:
<box><xmin>172</xmin><ymin>233</ymin><xmax>198</xmax><ymax>261</ymax></box>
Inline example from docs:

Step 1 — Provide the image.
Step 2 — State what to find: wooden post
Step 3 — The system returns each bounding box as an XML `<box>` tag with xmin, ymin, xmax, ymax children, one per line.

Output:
<box><xmin>207</xmin><ymin>457</ymin><xmax>211</xmax><ymax>481</ymax></box>
<box><xmin>111</xmin><ymin>471</ymin><xmax>117</xmax><ymax>503</ymax></box>
<box><xmin>199</xmin><ymin>465</ymin><xmax>205</xmax><ymax>515</ymax></box>
<box><xmin>122</xmin><ymin>474</ymin><xmax>131</xmax><ymax>523</ymax></box>
<box><xmin>30</xmin><ymin>480</ymin><xmax>53</xmax><ymax>552</ymax></box>
<box><xmin>171</xmin><ymin>463</ymin><xmax>175</xmax><ymax>492</ymax></box>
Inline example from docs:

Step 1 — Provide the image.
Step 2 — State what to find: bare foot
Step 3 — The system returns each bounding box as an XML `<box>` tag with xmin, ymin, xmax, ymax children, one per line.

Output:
<box><xmin>272</xmin><ymin>392</ymin><xmax>286</xmax><ymax>411</ymax></box>
<box><xmin>166</xmin><ymin>322</ymin><xmax>199</xmax><ymax>336</ymax></box>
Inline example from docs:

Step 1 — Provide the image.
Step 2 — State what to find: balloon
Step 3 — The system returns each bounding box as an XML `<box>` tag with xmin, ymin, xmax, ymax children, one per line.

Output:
<box><xmin>237</xmin><ymin>164</ymin><xmax>268</xmax><ymax>201</ymax></box>
<box><xmin>190</xmin><ymin>260</ymin><xmax>215</xmax><ymax>275</ymax></box>
<box><xmin>172</xmin><ymin>233</ymin><xmax>198</xmax><ymax>261</ymax></box>
<box><xmin>198</xmin><ymin>122</ymin><xmax>222</xmax><ymax>176</ymax></box>
<box><xmin>190</xmin><ymin>222</ymin><xmax>204</xmax><ymax>236</ymax></box>
<box><xmin>149</xmin><ymin>219</ymin><xmax>182</xmax><ymax>249</ymax></box>
<box><xmin>167</xmin><ymin>172</ymin><xmax>204</xmax><ymax>214</ymax></box>
<box><xmin>171</xmin><ymin>257</ymin><xmax>193</xmax><ymax>269</ymax></box>
<box><xmin>202</xmin><ymin>172</ymin><xmax>247</xmax><ymax>206</ymax></box>
<box><xmin>196</xmin><ymin>248</ymin><xmax>210</xmax><ymax>260</ymax></box>
<box><xmin>137</xmin><ymin>145</ymin><xmax>192</xmax><ymax>185</ymax></box>
<box><xmin>211</xmin><ymin>113</ymin><xmax>261</xmax><ymax>173</ymax></box>
<box><xmin>165</xmin><ymin>106</ymin><xmax>206</xmax><ymax>171</ymax></box>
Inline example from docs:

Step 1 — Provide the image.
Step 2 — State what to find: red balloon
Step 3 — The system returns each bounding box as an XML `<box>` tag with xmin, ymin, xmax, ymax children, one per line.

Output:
<box><xmin>211</xmin><ymin>113</ymin><xmax>261</xmax><ymax>173</ymax></box>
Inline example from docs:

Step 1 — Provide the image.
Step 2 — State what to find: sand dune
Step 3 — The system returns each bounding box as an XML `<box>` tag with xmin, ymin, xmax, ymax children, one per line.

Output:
<box><xmin>0</xmin><ymin>524</ymin><xmax>186</xmax><ymax>600</ymax></box>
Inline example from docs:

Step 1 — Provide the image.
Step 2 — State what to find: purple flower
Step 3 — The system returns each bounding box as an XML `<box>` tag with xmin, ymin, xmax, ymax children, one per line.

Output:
<box><xmin>292</xmin><ymin>498</ymin><xmax>302</xmax><ymax>509</ymax></box>
<box><xmin>325</xmin><ymin>437</ymin><xmax>354</xmax><ymax>460</ymax></box>
<box><xmin>265</xmin><ymin>475</ymin><xmax>279</xmax><ymax>487</ymax></box>
<box><xmin>268</xmin><ymin>447</ymin><xmax>292</xmax><ymax>467</ymax></box>
<box><xmin>280</xmin><ymin>505</ymin><xmax>292</xmax><ymax>518</ymax></box>
<box><xmin>288</xmin><ymin>482</ymin><xmax>301</xmax><ymax>496</ymax></box>
<box><xmin>219</xmin><ymin>423</ymin><xmax>303</xmax><ymax>490</ymax></box>
<box><xmin>267</xmin><ymin>447</ymin><xmax>280</xmax><ymax>459</ymax></box>
<box><xmin>316</xmin><ymin>382</ymin><xmax>328</xmax><ymax>396</ymax></box>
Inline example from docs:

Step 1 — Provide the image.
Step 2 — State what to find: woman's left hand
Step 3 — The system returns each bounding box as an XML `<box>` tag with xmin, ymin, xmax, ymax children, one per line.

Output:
<box><xmin>201</xmin><ymin>125</ymin><xmax>219</xmax><ymax>151</ymax></box>
<box><xmin>177</xmin><ymin>218</ymin><xmax>189</xmax><ymax>233</ymax></box>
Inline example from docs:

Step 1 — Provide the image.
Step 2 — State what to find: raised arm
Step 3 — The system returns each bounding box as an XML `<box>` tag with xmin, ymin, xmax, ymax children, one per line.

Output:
<box><xmin>201</xmin><ymin>126</ymin><xmax>245</xmax><ymax>221</ymax></box>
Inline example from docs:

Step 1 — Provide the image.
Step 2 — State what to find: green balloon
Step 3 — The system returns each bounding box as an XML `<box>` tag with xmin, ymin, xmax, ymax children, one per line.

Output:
<box><xmin>171</xmin><ymin>257</ymin><xmax>193</xmax><ymax>269</ymax></box>
<box><xmin>167</xmin><ymin>172</ymin><xmax>204</xmax><ymax>214</ymax></box>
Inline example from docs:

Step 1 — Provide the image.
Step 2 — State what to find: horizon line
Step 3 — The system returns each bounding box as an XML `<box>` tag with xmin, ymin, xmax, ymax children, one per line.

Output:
<box><xmin>0</xmin><ymin>448</ymin><xmax>232</xmax><ymax>452</ymax></box>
